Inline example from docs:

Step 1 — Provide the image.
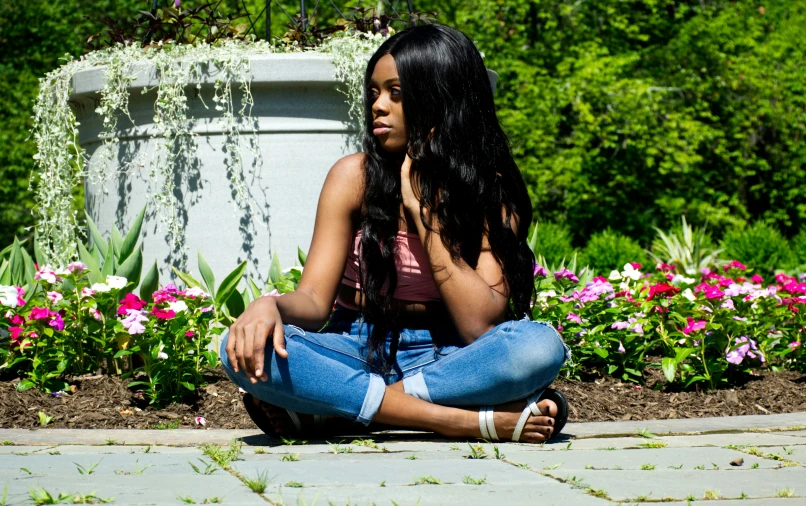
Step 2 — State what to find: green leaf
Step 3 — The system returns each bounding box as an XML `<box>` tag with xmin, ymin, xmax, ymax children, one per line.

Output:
<box><xmin>20</xmin><ymin>247</ymin><xmax>36</xmax><ymax>285</ymax></box>
<box><xmin>297</xmin><ymin>247</ymin><xmax>307</xmax><ymax>267</ymax></box>
<box><xmin>241</xmin><ymin>287</ymin><xmax>250</xmax><ymax>306</ymax></box>
<box><xmin>225</xmin><ymin>288</ymin><xmax>246</xmax><ymax>319</ymax></box>
<box><xmin>593</xmin><ymin>347</ymin><xmax>609</xmax><ymax>359</ymax></box>
<box><xmin>172</xmin><ymin>267</ymin><xmax>202</xmax><ymax>289</ymax></box>
<box><xmin>0</xmin><ymin>259</ymin><xmax>9</xmax><ymax>285</ymax></box>
<box><xmin>268</xmin><ymin>252</ymin><xmax>282</xmax><ymax>284</ymax></box>
<box><xmin>113</xmin><ymin>350</ymin><xmax>133</xmax><ymax>359</ymax></box>
<box><xmin>684</xmin><ymin>375</ymin><xmax>707</xmax><ymax>388</ymax></box>
<box><xmin>247</xmin><ymin>277</ymin><xmax>262</xmax><ymax>301</ymax></box>
<box><xmin>675</xmin><ymin>347</ymin><xmax>695</xmax><ymax>362</ymax></box>
<box><xmin>110</xmin><ymin>226</ymin><xmax>124</xmax><ymax>258</ymax></box>
<box><xmin>100</xmin><ymin>240</ymin><xmax>116</xmax><ymax>278</ymax></box>
<box><xmin>180</xmin><ymin>381</ymin><xmax>195</xmax><ymax>391</ymax></box>
<box><xmin>78</xmin><ymin>242</ymin><xmax>103</xmax><ymax>285</ymax></box>
<box><xmin>140</xmin><ymin>261</ymin><xmax>160</xmax><ymax>302</ymax></box>
<box><xmin>116</xmin><ymin>247</ymin><xmax>143</xmax><ymax>289</ymax></box>
<box><xmin>216</xmin><ymin>261</ymin><xmax>247</xmax><ymax>308</ymax></box>
<box><xmin>16</xmin><ymin>379</ymin><xmax>35</xmax><ymax>392</ymax></box>
<box><xmin>84</xmin><ymin>211</ymin><xmax>109</xmax><ymax>259</ymax></box>
<box><xmin>527</xmin><ymin>220</ymin><xmax>539</xmax><ymax>252</ymax></box>
<box><xmin>661</xmin><ymin>357</ymin><xmax>677</xmax><ymax>383</ymax></box>
<box><xmin>197</xmin><ymin>252</ymin><xmax>216</xmax><ymax>299</ymax></box>
<box><xmin>10</xmin><ymin>238</ymin><xmax>24</xmax><ymax>285</ymax></box>
<box><xmin>33</xmin><ymin>234</ymin><xmax>47</xmax><ymax>268</ymax></box>
<box><xmin>119</xmin><ymin>206</ymin><xmax>146</xmax><ymax>263</ymax></box>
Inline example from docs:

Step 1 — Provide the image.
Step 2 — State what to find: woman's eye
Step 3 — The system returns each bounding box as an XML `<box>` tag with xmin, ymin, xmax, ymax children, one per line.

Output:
<box><xmin>369</xmin><ymin>88</ymin><xmax>380</xmax><ymax>98</ymax></box>
<box><xmin>391</xmin><ymin>87</ymin><xmax>401</xmax><ymax>96</ymax></box>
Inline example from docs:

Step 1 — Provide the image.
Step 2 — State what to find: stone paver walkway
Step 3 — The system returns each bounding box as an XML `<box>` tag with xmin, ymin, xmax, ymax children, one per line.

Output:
<box><xmin>1</xmin><ymin>413</ymin><xmax>805</xmax><ymax>505</ymax></box>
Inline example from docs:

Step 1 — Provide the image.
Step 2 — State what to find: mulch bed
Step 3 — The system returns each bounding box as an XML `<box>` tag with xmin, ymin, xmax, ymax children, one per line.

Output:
<box><xmin>1</xmin><ymin>367</ymin><xmax>805</xmax><ymax>430</ymax></box>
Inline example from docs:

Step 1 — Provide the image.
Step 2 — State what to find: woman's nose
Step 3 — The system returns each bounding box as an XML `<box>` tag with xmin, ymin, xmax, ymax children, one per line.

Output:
<box><xmin>372</xmin><ymin>92</ymin><xmax>390</xmax><ymax>115</ymax></box>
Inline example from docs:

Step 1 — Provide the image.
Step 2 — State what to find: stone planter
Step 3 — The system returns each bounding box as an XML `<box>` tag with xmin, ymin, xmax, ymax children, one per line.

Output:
<box><xmin>70</xmin><ymin>53</ymin><xmax>497</xmax><ymax>286</ymax></box>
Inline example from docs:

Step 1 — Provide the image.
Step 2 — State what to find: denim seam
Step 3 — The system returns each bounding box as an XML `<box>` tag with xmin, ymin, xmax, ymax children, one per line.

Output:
<box><xmin>292</xmin><ymin>332</ymin><xmax>370</xmax><ymax>366</ymax></box>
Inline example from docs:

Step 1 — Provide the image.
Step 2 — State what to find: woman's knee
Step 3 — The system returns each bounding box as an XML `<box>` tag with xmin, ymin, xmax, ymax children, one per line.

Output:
<box><xmin>501</xmin><ymin>320</ymin><xmax>566</xmax><ymax>385</ymax></box>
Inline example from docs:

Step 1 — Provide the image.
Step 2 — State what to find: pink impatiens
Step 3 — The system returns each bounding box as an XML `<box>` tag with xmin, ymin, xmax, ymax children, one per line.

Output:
<box><xmin>118</xmin><ymin>293</ymin><xmax>147</xmax><ymax>316</ymax></box>
<box><xmin>726</xmin><ymin>336</ymin><xmax>764</xmax><ymax>365</ymax></box>
<box><xmin>683</xmin><ymin>317</ymin><xmax>707</xmax><ymax>335</ymax></box>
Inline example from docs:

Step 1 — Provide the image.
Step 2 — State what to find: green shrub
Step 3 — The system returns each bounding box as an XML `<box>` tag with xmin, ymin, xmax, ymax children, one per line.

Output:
<box><xmin>648</xmin><ymin>216</ymin><xmax>723</xmax><ymax>276</ymax></box>
<box><xmin>720</xmin><ymin>222</ymin><xmax>797</xmax><ymax>277</ymax></box>
<box><xmin>527</xmin><ymin>221</ymin><xmax>575</xmax><ymax>267</ymax></box>
<box><xmin>579</xmin><ymin>229</ymin><xmax>649</xmax><ymax>275</ymax></box>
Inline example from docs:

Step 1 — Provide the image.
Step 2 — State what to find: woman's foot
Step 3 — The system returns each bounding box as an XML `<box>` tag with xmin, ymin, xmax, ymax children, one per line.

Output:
<box><xmin>246</xmin><ymin>395</ymin><xmax>364</xmax><ymax>438</ymax></box>
<box><xmin>487</xmin><ymin>397</ymin><xmax>557</xmax><ymax>442</ymax></box>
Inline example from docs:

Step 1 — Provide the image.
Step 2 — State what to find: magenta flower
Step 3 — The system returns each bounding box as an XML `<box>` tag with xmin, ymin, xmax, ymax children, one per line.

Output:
<box><xmin>48</xmin><ymin>313</ymin><xmax>65</xmax><ymax>331</ymax></box>
<box><xmin>150</xmin><ymin>307</ymin><xmax>176</xmax><ymax>320</ymax></box>
<box><xmin>724</xmin><ymin>260</ymin><xmax>747</xmax><ymax>272</ymax></box>
<box><xmin>533</xmin><ymin>264</ymin><xmax>548</xmax><ymax>278</ymax></box>
<box><xmin>789</xmin><ymin>342</ymin><xmax>801</xmax><ymax>351</ymax></box>
<box><xmin>153</xmin><ymin>289</ymin><xmax>177</xmax><ymax>304</ymax></box>
<box><xmin>726</xmin><ymin>336</ymin><xmax>764</xmax><ymax>365</ymax></box>
<box><xmin>566</xmin><ymin>312</ymin><xmax>582</xmax><ymax>324</ymax></box>
<box><xmin>29</xmin><ymin>307</ymin><xmax>52</xmax><ymax>320</ymax></box>
<box><xmin>683</xmin><ymin>317</ymin><xmax>707</xmax><ymax>335</ymax></box>
<box><xmin>751</xmin><ymin>274</ymin><xmax>763</xmax><ymax>284</ymax></box>
<box><xmin>200</xmin><ymin>305</ymin><xmax>214</xmax><ymax>313</ymax></box>
<box><xmin>164</xmin><ymin>284</ymin><xmax>179</xmax><ymax>294</ymax></box>
<box><xmin>554</xmin><ymin>268</ymin><xmax>579</xmax><ymax>283</ymax></box>
<box><xmin>185</xmin><ymin>331</ymin><xmax>196</xmax><ymax>338</ymax></box>
<box><xmin>118</xmin><ymin>293</ymin><xmax>147</xmax><ymax>316</ymax></box>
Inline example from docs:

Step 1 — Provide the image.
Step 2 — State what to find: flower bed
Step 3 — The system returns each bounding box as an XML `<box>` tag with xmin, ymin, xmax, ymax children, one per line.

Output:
<box><xmin>534</xmin><ymin>261</ymin><xmax>805</xmax><ymax>389</ymax></box>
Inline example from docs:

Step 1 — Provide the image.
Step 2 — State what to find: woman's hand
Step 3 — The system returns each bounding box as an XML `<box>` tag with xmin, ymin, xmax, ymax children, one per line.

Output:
<box><xmin>400</xmin><ymin>153</ymin><xmax>420</xmax><ymax>213</ymax></box>
<box><xmin>226</xmin><ymin>296</ymin><xmax>287</xmax><ymax>384</ymax></box>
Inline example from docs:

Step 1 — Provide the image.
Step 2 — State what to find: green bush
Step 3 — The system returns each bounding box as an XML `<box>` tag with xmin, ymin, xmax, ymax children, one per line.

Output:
<box><xmin>527</xmin><ymin>221</ymin><xmax>575</xmax><ymax>267</ymax></box>
<box><xmin>579</xmin><ymin>228</ymin><xmax>649</xmax><ymax>275</ymax></box>
<box><xmin>792</xmin><ymin>228</ymin><xmax>806</xmax><ymax>271</ymax></box>
<box><xmin>720</xmin><ymin>222</ymin><xmax>797</xmax><ymax>278</ymax></box>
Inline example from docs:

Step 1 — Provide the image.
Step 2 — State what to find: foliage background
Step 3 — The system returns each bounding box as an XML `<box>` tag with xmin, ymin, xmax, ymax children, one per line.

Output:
<box><xmin>1</xmin><ymin>0</ymin><xmax>804</xmax><ymax>254</ymax></box>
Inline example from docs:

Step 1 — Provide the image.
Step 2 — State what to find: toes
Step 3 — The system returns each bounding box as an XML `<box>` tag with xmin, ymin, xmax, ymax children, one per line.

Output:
<box><xmin>529</xmin><ymin>416</ymin><xmax>554</xmax><ymax>427</ymax></box>
<box><xmin>538</xmin><ymin>399</ymin><xmax>558</xmax><ymax>418</ymax></box>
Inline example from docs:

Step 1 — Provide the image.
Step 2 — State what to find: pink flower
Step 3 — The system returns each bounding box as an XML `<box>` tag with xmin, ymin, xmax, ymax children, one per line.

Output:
<box><xmin>733</xmin><ymin>316</ymin><xmax>748</xmax><ymax>322</ymax></box>
<box><xmin>647</xmin><ymin>283</ymin><xmax>680</xmax><ymax>301</ymax></box>
<box><xmin>611</xmin><ymin>321</ymin><xmax>630</xmax><ymax>330</ymax></box>
<box><xmin>617</xmin><ymin>341</ymin><xmax>626</xmax><ymax>353</ymax></box>
<box><xmin>164</xmin><ymin>284</ymin><xmax>179</xmax><ymax>294</ymax></box>
<box><xmin>630</xmin><ymin>263</ymin><xmax>642</xmax><ymax>270</ymax></box>
<box><xmin>566</xmin><ymin>312</ymin><xmax>582</xmax><ymax>324</ymax></box>
<box><xmin>694</xmin><ymin>282</ymin><xmax>724</xmax><ymax>300</ymax></box>
<box><xmin>632</xmin><ymin>323</ymin><xmax>644</xmax><ymax>335</ymax></box>
<box><xmin>656</xmin><ymin>262</ymin><xmax>676</xmax><ymax>272</ymax></box>
<box><xmin>29</xmin><ymin>307</ymin><xmax>52</xmax><ymax>321</ymax></box>
<box><xmin>81</xmin><ymin>287</ymin><xmax>96</xmax><ymax>298</ymax></box>
<box><xmin>67</xmin><ymin>262</ymin><xmax>87</xmax><ymax>274</ymax></box>
<box><xmin>194</xmin><ymin>416</ymin><xmax>206</xmax><ymax>426</ymax></box>
<box><xmin>121</xmin><ymin>309</ymin><xmax>148</xmax><ymax>335</ymax></box>
<box><xmin>724</xmin><ymin>260</ymin><xmax>747</xmax><ymax>272</ymax></box>
<box><xmin>150</xmin><ymin>307</ymin><xmax>176</xmax><ymax>320</ymax></box>
<box><xmin>9</xmin><ymin>326</ymin><xmax>23</xmax><ymax>341</ymax></box>
<box><xmin>34</xmin><ymin>266</ymin><xmax>60</xmax><ymax>284</ymax></box>
<box><xmin>683</xmin><ymin>317</ymin><xmax>707</xmax><ymax>335</ymax></box>
<box><xmin>533</xmin><ymin>264</ymin><xmax>548</xmax><ymax>278</ymax></box>
<box><xmin>200</xmin><ymin>305</ymin><xmax>214</xmax><ymax>313</ymax></box>
<box><xmin>47</xmin><ymin>291</ymin><xmax>63</xmax><ymax>304</ymax></box>
<box><xmin>118</xmin><ymin>293</ymin><xmax>147</xmax><ymax>316</ymax></box>
<box><xmin>8</xmin><ymin>314</ymin><xmax>24</xmax><ymax>326</ymax></box>
<box><xmin>751</xmin><ymin>274</ymin><xmax>763</xmax><ymax>284</ymax></box>
<box><xmin>789</xmin><ymin>342</ymin><xmax>801</xmax><ymax>351</ymax></box>
<box><xmin>152</xmin><ymin>290</ymin><xmax>177</xmax><ymax>304</ymax></box>
<box><xmin>90</xmin><ymin>308</ymin><xmax>102</xmax><ymax>321</ymax></box>
<box><xmin>185</xmin><ymin>331</ymin><xmax>196</xmax><ymax>338</ymax></box>
<box><xmin>182</xmin><ymin>287</ymin><xmax>209</xmax><ymax>299</ymax></box>
<box><xmin>720</xmin><ymin>299</ymin><xmax>735</xmax><ymax>310</ymax></box>
<box><xmin>554</xmin><ymin>268</ymin><xmax>579</xmax><ymax>283</ymax></box>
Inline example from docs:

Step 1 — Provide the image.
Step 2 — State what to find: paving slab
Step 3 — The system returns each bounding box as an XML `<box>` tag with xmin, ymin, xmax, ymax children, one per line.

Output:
<box><xmin>543</xmin><ymin>467</ymin><xmax>806</xmax><ymax>501</ymax></box>
<box><xmin>264</xmin><ymin>483</ymin><xmax>609</xmax><ymax>506</ymax></box>
<box><xmin>502</xmin><ymin>446</ymin><xmax>777</xmax><ymax>471</ymax></box>
<box><xmin>747</xmin><ymin>445</ymin><xmax>806</xmax><ymax>465</ymax></box>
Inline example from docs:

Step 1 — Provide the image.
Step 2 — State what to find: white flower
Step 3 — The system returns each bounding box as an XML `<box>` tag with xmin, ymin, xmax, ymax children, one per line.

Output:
<box><xmin>106</xmin><ymin>276</ymin><xmax>128</xmax><ymax>289</ymax></box>
<box><xmin>168</xmin><ymin>300</ymin><xmax>188</xmax><ymax>314</ymax></box>
<box><xmin>47</xmin><ymin>291</ymin><xmax>63</xmax><ymax>304</ymax></box>
<box><xmin>81</xmin><ymin>287</ymin><xmax>95</xmax><ymax>298</ymax></box>
<box><xmin>537</xmin><ymin>290</ymin><xmax>557</xmax><ymax>299</ymax></box>
<box><xmin>183</xmin><ymin>287</ymin><xmax>209</xmax><ymax>299</ymax></box>
<box><xmin>194</xmin><ymin>416</ymin><xmax>206</xmax><ymax>426</ymax></box>
<box><xmin>682</xmin><ymin>288</ymin><xmax>696</xmax><ymax>302</ymax></box>
<box><xmin>157</xmin><ymin>351</ymin><xmax>169</xmax><ymax>360</ymax></box>
<box><xmin>620</xmin><ymin>263</ymin><xmax>642</xmax><ymax>281</ymax></box>
<box><xmin>608</xmin><ymin>270</ymin><xmax>622</xmax><ymax>281</ymax></box>
<box><xmin>671</xmin><ymin>274</ymin><xmax>696</xmax><ymax>285</ymax></box>
<box><xmin>0</xmin><ymin>286</ymin><xmax>19</xmax><ymax>308</ymax></box>
<box><xmin>91</xmin><ymin>283</ymin><xmax>111</xmax><ymax>293</ymax></box>
<box><xmin>34</xmin><ymin>265</ymin><xmax>59</xmax><ymax>284</ymax></box>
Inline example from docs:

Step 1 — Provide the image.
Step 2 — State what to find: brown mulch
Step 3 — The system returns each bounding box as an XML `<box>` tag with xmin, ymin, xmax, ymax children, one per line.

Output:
<box><xmin>0</xmin><ymin>367</ymin><xmax>804</xmax><ymax>430</ymax></box>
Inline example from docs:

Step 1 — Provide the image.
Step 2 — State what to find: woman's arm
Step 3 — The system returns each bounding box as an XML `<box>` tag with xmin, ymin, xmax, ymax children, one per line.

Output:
<box><xmin>401</xmin><ymin>156</ymin><xmax>517</xmax><ymax>344</ymax></box>
<box><xmin>226</xmin><ymin>153</ymin><xmax>364</xmax><ymax>382</ymax></box>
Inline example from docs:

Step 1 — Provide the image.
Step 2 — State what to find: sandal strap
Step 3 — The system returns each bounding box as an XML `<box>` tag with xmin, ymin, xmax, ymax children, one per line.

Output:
<box><xmin>478</xmin><ymin>406</ymin><xmax>499</xmax><ymax>441</ymax></box>
<box><xmin>511</xmin><ymin>389</ymin><xmax>545</xmax><ymax>442</ymax></box>
<box><xmin>285</xmin><ymin>410</ymin><xmax>304</xmax><ymax>434</ymax></box>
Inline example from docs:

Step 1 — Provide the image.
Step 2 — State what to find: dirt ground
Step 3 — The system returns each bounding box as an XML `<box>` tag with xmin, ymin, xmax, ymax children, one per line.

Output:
<box><xmin>1</xmin><ymin>367</ymin><xmax>804</xmax><ymax>431</ymax></box>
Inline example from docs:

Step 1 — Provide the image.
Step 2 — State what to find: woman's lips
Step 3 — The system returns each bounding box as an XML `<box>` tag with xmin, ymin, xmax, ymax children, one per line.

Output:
<box><xmin>373</xmin><ymin>125</ymin><xmax>391</xmax><ymax>136</ymax></box>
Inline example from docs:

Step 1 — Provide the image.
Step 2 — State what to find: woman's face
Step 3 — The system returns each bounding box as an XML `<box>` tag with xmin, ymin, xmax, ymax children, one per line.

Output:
<box><xmin>369</xmin><ymin>54</ymin><xmax>408</xmax><ymax>153</ymax></box>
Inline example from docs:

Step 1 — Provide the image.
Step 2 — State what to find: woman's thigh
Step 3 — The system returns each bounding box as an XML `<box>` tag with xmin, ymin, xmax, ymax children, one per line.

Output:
<box><xmin>402</xmin><ymin>319</ymin><xmax>570</xmax><ymax>406</ymax></box>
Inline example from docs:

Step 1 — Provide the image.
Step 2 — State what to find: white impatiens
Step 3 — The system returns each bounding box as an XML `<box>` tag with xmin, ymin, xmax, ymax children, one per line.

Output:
<box><xmin>106</xmin><ymin>276</ymin><xmax>128</xmax><ymax>289</ymax></box>
<box><xmin>0</xmin><ymin>286</ymin><xmax>21</xmax><ymax>308</ymax></box>
<box><xmin>168</xmin><ymin>300</ymin><xmax>189</xmax><ymax>314</ymax></box>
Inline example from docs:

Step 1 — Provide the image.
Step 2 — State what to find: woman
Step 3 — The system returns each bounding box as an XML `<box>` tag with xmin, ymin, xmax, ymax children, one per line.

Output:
<box><xmin>220</xmin><ymin>24</ymin><xmax>571</xmax><ymax>443</ymax></box>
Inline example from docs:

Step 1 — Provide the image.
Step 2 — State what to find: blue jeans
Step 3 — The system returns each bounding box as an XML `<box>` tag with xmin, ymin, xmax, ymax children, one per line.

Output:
<box><xmin>219</xmin><ymin>307</ymin><xmax>570</xmax><ymax>425</ymax></box>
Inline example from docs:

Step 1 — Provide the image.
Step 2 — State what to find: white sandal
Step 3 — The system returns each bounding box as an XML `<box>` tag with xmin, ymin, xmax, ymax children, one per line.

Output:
<box><xmin>479</xmin><ymin>388</ymin><xmax>568</xmax><ymax>442</ymax></box>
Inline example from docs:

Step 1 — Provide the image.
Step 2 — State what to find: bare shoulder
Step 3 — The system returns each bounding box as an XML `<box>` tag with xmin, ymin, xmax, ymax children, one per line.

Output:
<box><xmin>322</xmin><ymin>153</ymin><xmax>365</xmax><ymax>211</ymax></box>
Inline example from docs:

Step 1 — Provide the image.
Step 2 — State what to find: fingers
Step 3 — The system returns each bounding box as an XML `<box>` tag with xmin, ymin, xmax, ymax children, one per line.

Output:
<box><xmin>254</xmin><ymin>324</ymin><xmax>268</xmax><ymax>382</ymax></box>
<box><xmin>273</xmin><ymin>321</ymin><xmax>288</xmax><ymax>359</ymax></box>
<box><xmin>226</xmin><ymin>325</ymin><xmax>240</xmax><ymax>373</ymax></box>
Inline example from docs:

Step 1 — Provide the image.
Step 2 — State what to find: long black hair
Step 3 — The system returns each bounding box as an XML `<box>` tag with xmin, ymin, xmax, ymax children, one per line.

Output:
<box><xmin>358</xmin><ymin>24</ymin><xmax>535</xmax><ymax>372</ymax></box>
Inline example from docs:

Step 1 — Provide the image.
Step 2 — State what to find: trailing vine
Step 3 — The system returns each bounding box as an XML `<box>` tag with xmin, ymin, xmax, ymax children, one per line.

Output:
<box><xmin>31</xmin><ymin>33</ymin><xmax>384</xmax><ymax>265</ymax></box>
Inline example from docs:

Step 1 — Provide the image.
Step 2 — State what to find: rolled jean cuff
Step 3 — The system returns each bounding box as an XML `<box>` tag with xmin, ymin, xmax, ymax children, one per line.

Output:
<box><xmin>356</xmin><ymin>373</ymin><xmax>386</xmax><ymax>425</ymax></box>
<box><xmin>402</xmin><ymin>371</ymin><xmax>432</xmax><ymax>403</ymax></box>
